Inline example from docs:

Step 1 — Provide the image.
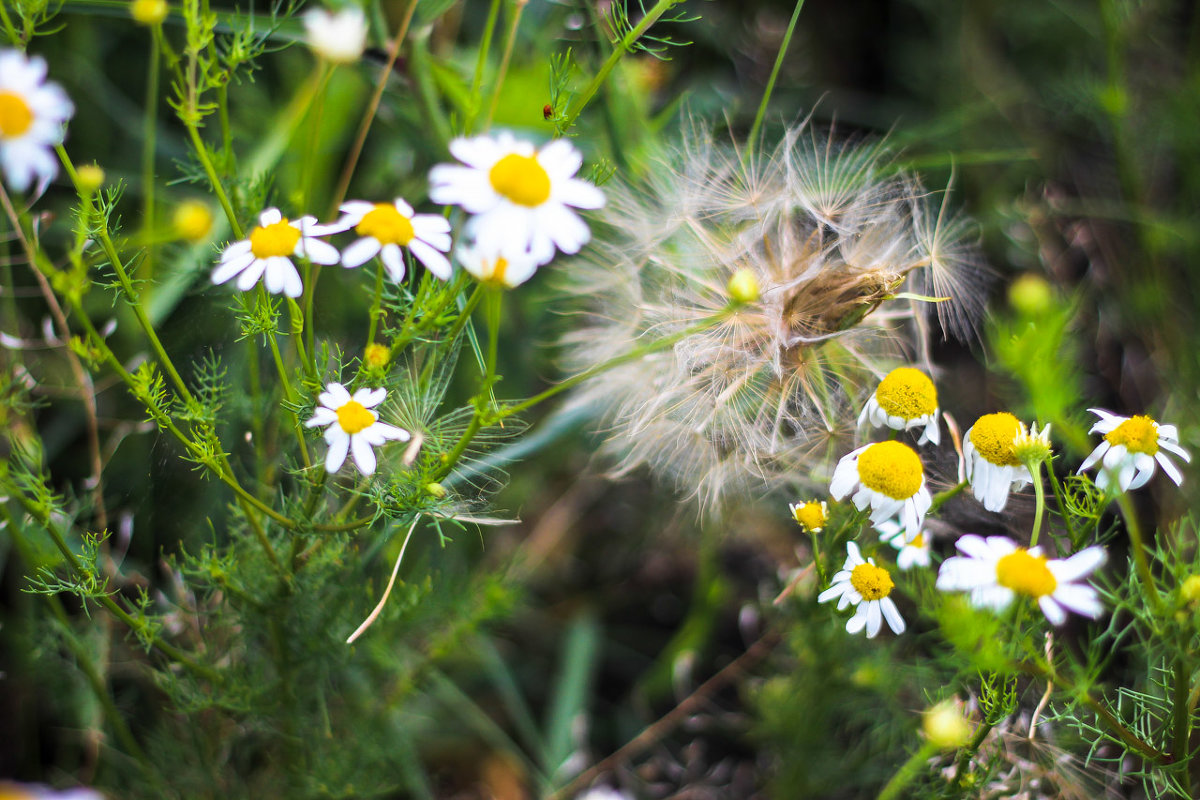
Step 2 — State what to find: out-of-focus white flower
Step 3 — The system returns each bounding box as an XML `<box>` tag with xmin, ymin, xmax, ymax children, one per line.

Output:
<box><xmin>328</xmin><ymin>198</ymin><xmax>452</xmax><ymax>281</ymax></box>
<box><xmin>877</xmin><ymin>517</ymin><xmax>931</xmax><ymax>570</ymax></box>
<box><xmin>962</xmin><ymin>412</ymin><xmax>1032</xmax><ymax>513</ymax></box>
<box><xmin>0</xmin><ymin>49</ymin><xmax>74</xmax><ymax>194</ymax></box>
<box><xmin>0</xmin><ymin>782</ymin><xmax>104</xmax><ymax>800</ymax></box>
<box><xmin>858</xmin><ymin>366</ymin><xmax>940</xmax><ymax>445</ymax></box>
<box><xmin>429</xmin><ymin>132</ymin><xmax>605</xmax><ymax>265</ymax></box>
<box><xmin>818</xmin><ymin>541</ymin><xmax>905</xmax><ymax>638</ymax></box>
<box><xmin>212</xmin><ymin>208</ymin><xmax>340</xmax><ymax>298</ymax></box>
<box><xmin>936</xmin><ymin>534</ymin><xmax>1107</xmax><ymax>625</ymax></box>
<box><xmin>304</xmin><ymin>7</ymin><xmax>368</xmax><ymax>64</ymax></box>
<box><xmin>1079</xmin><ymin>409</ymin><xmax>1189</xmax><ymax>492</ymax></box>
<box><xmin>455</xmin><ymin>243</ymin><xmax>540</xmax><ymax>288</ymax></box>
<box><xmin>305</xmin><ymin>382</ymin><xmax>409</xmax><ymax>475</ymax></box>
<box><xmin>831</xmin><ymin>440</ymin><xmax>931</xmax><ymax>540</ymax></box>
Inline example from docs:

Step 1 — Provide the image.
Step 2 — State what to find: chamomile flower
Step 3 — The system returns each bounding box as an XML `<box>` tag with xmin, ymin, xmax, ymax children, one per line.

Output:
<box><xmin>817</xmin><ymin>541</ymin><xmax>906</xmax><ymax>638</ymax></box>
<box><xmin>455</xmin><ymin>243</ymin><xmax>541</xmax><ymax>288</ymax></box>
<box><xmin>1078</xmin><ymin>409</ymin><xmax>1190</xmax><ymax>492</ymax></box>
<box><xmin>936</xmin><ymin>534</ymin><xmax>1107</xmax><ymax>625</ymax></box>
<box><xmin>858</xmin><ymin>367</ymin><xmax>941</xmax><ymax>445</ymax></box>
<box><xmin>830</xmin><ymin>440</ymin><xmax>931</xmax><ymax>540</ymax></box>
<box><xmin>877</xmin><ymin>518</ymin><xmax>931</xmax><ymax>570</ymax></box>
<box><xmin>304</xmin><ymin>7</ymin><xmax>368</xmax><ymax>64</ymax></box>
<box><xmin>789</xmin><ymin>499</ymin><xmax>829</xmax><ymax>534</ymax></box>
<box><xmin>0</xmin><ymin>50</ymin><xmax>74</xmax><ymax>194</ymax></box>
<box><xmin>962</xmin><ymin>412</ymin><xmax>1032</xmax><ymax>513</ymax></box>
<box><xmin>429</xmin><ymin>132</ymin><xmax>605</xmax><ymax>264</ymax></box>
<box><xmin>212</xmin><ymin>208</ymin><xmax>340</xmax><ymax>298</ymax></box>
<box><xmin>329</xmin><ymin>198</ymin><xmax>452</xmax><ymax>281</ymax></box>
<box><xmin>305</xmin><ymin>383</ymin><xmax>410</xmax><ymax>475</ymax></box>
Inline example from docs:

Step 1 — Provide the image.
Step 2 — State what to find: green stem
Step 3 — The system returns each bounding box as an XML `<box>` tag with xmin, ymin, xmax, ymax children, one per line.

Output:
<box><xmin>561</xmin><ymin>0</ymin><xmax>681</xmax><ymax>131</ymax></box>
<box><xmin>466</xmin><ymin>0</ymin><xmax>503</xmax><ymax>133</ymax></box>
<box><xmin>367</xmin><ymin>258</ymin><xmax>386</xmax><ymax>346</ymax></box>
<box><xmin>0</xmin><ymin>2</ymin><xmax>19</xmax><ymax>45</ymax></box>
<box><xmin>499</xmin><ymin>313</ymin><xmax>729</xmax><ymax>421</ymax></box>
<box><xmin>141</xmin><ymin>28</ymin><xmax>161</xmax><ymax>285</ymax></box>
<box><xmin>184</xmin><ymin>123</ymin><xmax>243</xmax><ymax>239</ymax></box>
<box><xmin>876</xmin><ymin>740</ymin><xmax>939</xmax><ymax>800</ymax></box>
<box><xmin>1116</xmin><ymin>490</ymin><xmax>1165</xmax><ymax>617</ymax></box>
<box><xmin>952</xmin><ymin>720</ymin><xmax>993</xmax><ymax>786</ymax></box>
<box><xmin>262</xmin><ymin>290</ymin><xmax>313</xmax><ymax>470</ymax></box>
<box><xmin>1044</xmin><ymin>459</ymin><xmax>1080</xmax><ymax>546</ymax></box>
<box><xmin>301</xmin><ymin>61</ymin><xmax>333</xmax><ymax>212</ymax></box>
<box><xmin>6</xmin><ymin>492</ymin><xmax>220</xmax><ymax>682</ymax></box>
<box><xmin>809</xmin><ymin>529</ymin><xmax>826</xmax><ymax>587</ymax></box>
<box><xmin>746</xmin><ymin>0</ymin><xmax>806</xmax><ymax>161</ymax></box>
<box><xmin>483</xmin><ymin>0</ymin><xmax>529</xmax><ymax>131</ymax></box>
<box><xmin>1172</xmin><ymin>651</ymin><xmax>1191</xmax><ymax>762</ymax></box>
<box><xmin>1027</xmin><ymin>460</ymin><xmax>1046</xmax><ymax>547</ymax></box>
<box><xmin>929</xmin><ymin>480</ymin><xmax>968</xmax><ymax>514</ymax></box>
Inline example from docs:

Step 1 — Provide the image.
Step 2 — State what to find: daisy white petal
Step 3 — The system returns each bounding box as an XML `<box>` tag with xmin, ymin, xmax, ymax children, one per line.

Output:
<box><xmin>858</xmin><ymin>367</ymin><xmax>941</xmax><ymax>446</ymax></box>
<box><xmin>962</xmin><ymin>412</ymin><xmax>1033</xmax><ymax>512</ymax></box>
<box><xmin>306</xmin><ymin>382</ymin><xmax>410</xmax><ymax>476</ymax></box>
<box><xmin>818</xmin><ymin>541</ymin><xmax>903</xmax><ymax>639</ymax></box>
<box><xmin>1079</xmin><ymin>410</ymin><xmax>1188</xmax><ymax>493</ymax></box>
<box><xmin>0</xmin><ymin>50</ymin><xmax>74</xmax><ymax>194</ymax></box>
<box><xmin>829</xmin><ymin>441</ymin><xmax>929</xmax><ymax>540</ymax></box>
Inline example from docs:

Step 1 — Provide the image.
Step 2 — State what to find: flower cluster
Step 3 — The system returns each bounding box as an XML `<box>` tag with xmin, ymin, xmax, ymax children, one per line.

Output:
<box><xmin>806</xmin><ymin>366</ymin><xmax>1189</xmax><ymax>639</ymax></box>
<box><xmin>210</xmin><ymin>134</ymin><xmax>604</xmax><ymax>300</ymax></box>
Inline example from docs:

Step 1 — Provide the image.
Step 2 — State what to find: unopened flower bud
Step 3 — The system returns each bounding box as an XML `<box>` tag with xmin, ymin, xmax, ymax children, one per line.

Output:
<box><xmin>1181</xmin><ymin>575</ymin><xmax>1200</xmax><ymax>606</ymax></box>
<box><xmin>923</xmin><ymin>700</ymin><xmax>971</xmax><ymax>749</ymax></box>
<box><xmin>173</xmin><ymin>200</ymin><xmax>214</xmax><ymax>242</ymax></box>
<box><xmin>131</xmin><ymin>0</ymin><xmax>168</xmax><ymax>25</ymax></box>
<box><xmin>1008</xmin><ymin>274</ymin><xmax>1053</xmax><ymax>317</ymax></box>
<box><xmin>727</xmin><ymin>268</ymin><xmax>759</xmax><ymax>304</ymax></box>
<box><xmin>76</xmin><ymin>164</ymin><xmax>105</xmax><ymax>195</ymax></box>
<box><xmin>425</xmin><ymin>482</ymin><xmax>447</xmax><ymax>499</ymax></box>
<box><xmin>364</xmin><ymin>343</ymin><xmax>390</xmax><ymax>369</ymax></box>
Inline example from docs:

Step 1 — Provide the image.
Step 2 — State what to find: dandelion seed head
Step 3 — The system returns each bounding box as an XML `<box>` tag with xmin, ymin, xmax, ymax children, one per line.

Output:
<box><xmin>560</xmin><ymin>120</ymin><xmax>987</xmax><ymax>513</ymax></box>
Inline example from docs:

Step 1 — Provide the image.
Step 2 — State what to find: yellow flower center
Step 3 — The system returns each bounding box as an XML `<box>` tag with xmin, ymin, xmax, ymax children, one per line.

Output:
<box><xmin>336</xmin><ymin>400</ymin><xmax>376</xmax><ymax>434</ymax></box>
<box><xmin>355</xmin><ymin>203</ymin><xmax>416</xmax><ymax>246</ymax></box>
<box><xmin>857</xmin><ymin>441</ymin><xmax>924</xmax><ymax>500</ymax></box>
<box><xmin>1104</xmin><ymin>415</ymin><xmax>1159</xmax><ymax>455</ymax></box>
<box><xmin>249</xmin><ymin>219</ymin><xmax>302</xmax><ymax>259</ymax></box>
<box><xmin>875</xmin><ymin>367</ymin><xmax>938</xmax><ymax>420</ymax></box>
<box><xmin>970</xmin><ymin>412</ymin><xmax>1023</xmax><ymax>467</ymax></box>
<box><xmin>792</xmin><ymin>501</ymin><xmax>828</xmax><ymax>532</ymax></box>
<box><xmin>0</xmin><ymin>90</ymin><xmax>34</xmax><ymax>138</ymax></box>
<box><xmin>910</xmin><ymin>532</ymin><xmax>925</xmax><ymax>549</ymax></box>
<box><xmin>477</xmin><ymin>255</ymin><xmax>510</xmax><ymax>286</ymax></box>
<box><xmin>995</xmin><ymin>548</ymin><xmax>1057</xmax><ymax>598</ymax></box>
<box><xmin>850</xmin><ymin>562</ymin><xmax>894</xmax><ymax>601</ymax></box>
<box><xmin>489</xmin><ymin>153</ymin><xmax>551</xmax><ymax>207</ymax></box>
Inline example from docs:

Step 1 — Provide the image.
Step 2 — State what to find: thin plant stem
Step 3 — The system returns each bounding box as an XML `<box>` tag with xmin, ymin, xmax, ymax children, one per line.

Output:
<box><xmin>877</xmin><ymin>740</ymin><xmax>939</xmax><ymax>800</ymax></box>
<box><xmin>141</xmin><ymin>28</ymin><xmax>161</xmax><ymax>285</ymax></box>
<box><xmin>1028</xmin><ymin>460</ymin><xmax>1046</xmax><ymax>547</ymax></box>
<box><xmin>1172</xmin><ymin>650</ymin><xmax>1191</xmax><ymax>761</ymax></box>
<box><xmin>483</xmin><ymin>0</ymin><xmax>529</xmax><ymax>131</ymax></box>
<box><xmin>809</xmin><ymin>529</ymin><xmax>826</xmax><ymax>586</ymax></box>
<box><xmin>0</xmin><ymin>2</ymin><xmax>19</xmax><ymax>45</ymax></box>
<box><xmin>1044</xmin><ymin>458</ymin><xmax>1081</xmax><ymax>545</ymax></box>
<box><xmin>346</xmin><ymin>515</ymin><xmax>421</xmax><ymax>643</ymax></box>
<box><xmin>262</xmin><ymin>288</ymin><xmax>314</xmax><ymax>470</ymax></box>
<box><xmin>184</xmin><ymin>123</ymin><xmax>243</xmax><ymax>239</ymax></box>
<box><xmin>560</xmin><ymin>0</ymin><xmax>681</xmax><ymax>132</ymax></box>
<box><xmin>466</xmin><ymin>0</ymin><xmax>503</xmax><ymax>133</ymax></box>
<box><xmin>367</xmin><ymin>258</ymin><xmax>386</xmax><ymax>346</ymax></box>
<box><xmin>302</xmin><ymin>61</ymin><xmax>334</xmax><ymax>212</ymax></box>
<box><xmin>929</xmin><ymin>480</ymin><xmax>968</xmax><ymax>513</ymax></box>
<box><xmin>330</xmin><ymin>0</ymin><xmax>420</xmax><ymax>215</ymax></box>
<box><xmin>1116</xmin><ymin>490</ymin><xmax>1165</xmax><ymax>617</ymax></box>
<box><xmin>746</xmin><ymin>0</ymin><xmax>806</xmax><ymax>161</ymax></box>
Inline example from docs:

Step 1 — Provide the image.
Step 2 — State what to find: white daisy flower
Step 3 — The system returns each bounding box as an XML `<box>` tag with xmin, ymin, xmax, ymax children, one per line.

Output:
<box><xmin>877</xmin><ymin>518</ymin><xmax>931</xmax><ymax>570</ymax></box>
<box><xmin>429</xmin><ymin>132</ymin><xmax>605</xmax><ymax>265</ymax></box>
<box><xmin>817</xmin><ymin>541</ymin><xmax>906</xmax><ymax>638</ymax></box>
<box><xmin>1078</xmin><ymin>408</ymin><xmax>1190</xmax><ymax>492</ymax></box>
<box><xmin>830</xmin><ymin>440</ymin><xmax>932</xmax><ymax>540</ymax></box>
<box><xmin>936</xmin><ymin>534</ymin><xmax>1107</xmax><ymax>626</ymax></box>
<box><xmin>455</xmin><ymin>243</ymin><xmax>541</xmax><ymax>289</ymax></box>
<box><xmin>304</xmin><ymin>382</ymin><xmax>410</xmax><ymax>475</ymax></box>
<box><xmin>857</xmin><ymin>366</ymin><xmax>941</xmax><ymax>445</ymax></box>
<box><xmin>0</xmin><ymin>49</ymin><xmax>74</xmax><ymax>194</ymax></box>
<box><xmin>327</xmin><ymin>198</ymin><xmax>452</xmax><ymax>282</ymax></box>
<box><xmin>789</xmin><ymin>499</ymin><xmax>829</xmax><ymax>534</ymax></box>
<box><xmin>962</xmin><ymin>412</ymin><xmax>1032</xmax><ymax>513</ymax></box>
<box><xmin>304</xmin><ymin>7</ymin><xmax>368</xmax><ymax>64</ymax></box>
<box><xmin>212</xmin><ymin>208</ymin><xmax>341</xmax><ymax>298</ymax></box>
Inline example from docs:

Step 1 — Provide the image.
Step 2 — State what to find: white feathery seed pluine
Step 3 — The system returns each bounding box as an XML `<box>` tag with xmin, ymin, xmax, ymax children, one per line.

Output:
<box><xmin>557</xmin><ymin>120</ymin><xmax>990</xmax><ymax>512</ymax></box>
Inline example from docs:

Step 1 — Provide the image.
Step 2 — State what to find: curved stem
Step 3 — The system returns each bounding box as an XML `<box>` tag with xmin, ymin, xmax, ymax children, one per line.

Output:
<box><xmin>482</xmin><ymin>0</ymin><xmax>529</xmax><ymax>131</ymax></box>
<box><xmin>1028</xmin><ymin>460</ymin><xmax>1046</xmax><ymax>547</ymax></box>
<box><xmin>746</xmin><ymin>0</ymin><xmax>806</xmax><ymax>161</ymax></box>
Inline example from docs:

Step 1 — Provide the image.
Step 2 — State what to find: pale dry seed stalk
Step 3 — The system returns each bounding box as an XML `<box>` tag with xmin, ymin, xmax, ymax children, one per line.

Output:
<box><xmin>558</xmin><ymin>120</ymin><xmax>989</xmax><ymax>513</ymax></box>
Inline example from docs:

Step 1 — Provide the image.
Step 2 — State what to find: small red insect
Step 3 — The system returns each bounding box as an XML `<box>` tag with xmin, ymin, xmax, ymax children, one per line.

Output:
<box><xmin>542</xmin><ymin>103</ymin><xmax>553</xmax><ymax>120</ymax></box>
